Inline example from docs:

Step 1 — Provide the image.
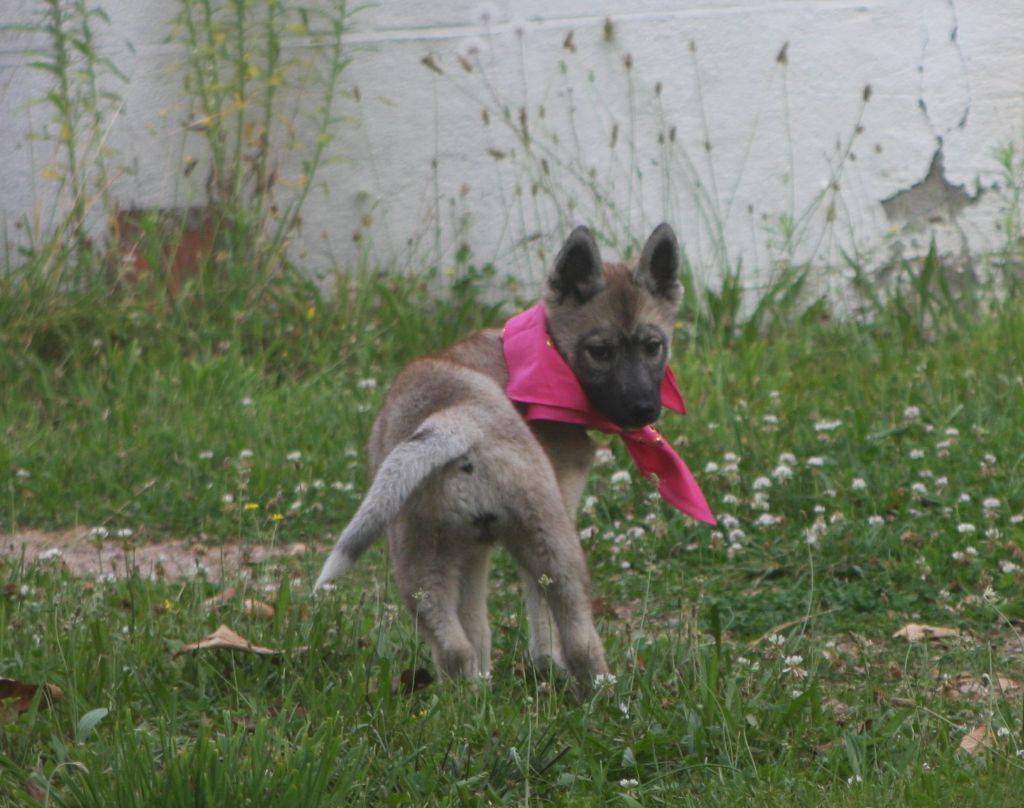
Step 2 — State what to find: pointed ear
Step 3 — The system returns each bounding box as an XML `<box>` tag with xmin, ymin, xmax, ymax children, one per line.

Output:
<box><xmin>634</xmin><ymin>223</ymin><xmax>681</xmax><ymax>302</ymax></box>
<box><xmin>547</xmin><ymin>226</ymin><xmax>605</xmax><ymax>304</ymax></box>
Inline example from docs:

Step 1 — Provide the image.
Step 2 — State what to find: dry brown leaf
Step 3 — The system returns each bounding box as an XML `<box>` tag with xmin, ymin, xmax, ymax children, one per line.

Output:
<box><xmin>173</xmin><ymin>624</ymin><xmax>281</xmax><ymax>657</ymax></box>
<box><xmin>823</xmin><ymin>697</ymin><xmax>851</xmax><ymax>725</ymax></box>
<box><xmin>285</xmin><ymin>543</ymin><xmax>308</xmax><ymax>557</ymax></box>
<box><xmin>946</xmin><ymin>672</ymin><xmax>1022</xmax><ymax>700</ymax></box>
<box><xmin>892</xmin><ymin>623</ymin><xmax>960</xmax><ymax>642</ymax></box>
<box><xmin>203</xmin><ymin>587</ymin><xmax>237</xmax><ymax>609</ymax></box>
<box><xmin>203</xmin><ymin>589</ymin><xmax>275</xmax><ymax>620</ymax></box>
<box><xmin>243</xmin><ymin>599</ymin><xmax>276</xmax><ymax>620</ymax></box>
<box><xmin>0</xmin><ymin>678</ymin><xmax>64</xmax><ymax>725</ymax></box>
<box><xmin>958</xmin><ymin>724</ymin><xmax>993</xmax><ymax>755</ymax></box>
<box><xmin>393</xmin><ymin>667</ymin><xmax>433</xmax><ymax>694</ymax></box>
<box><xmin>591</xmin><ymin>597</ymin><xmax>637</xmax><ymax>621</ymax></box>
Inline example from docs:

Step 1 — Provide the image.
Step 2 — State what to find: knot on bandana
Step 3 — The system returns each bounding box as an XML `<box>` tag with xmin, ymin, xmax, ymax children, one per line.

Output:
<box><xmin>502</xmin><ymin>303</ymin><xmax>716</xmax><ymax>525</ymax></box>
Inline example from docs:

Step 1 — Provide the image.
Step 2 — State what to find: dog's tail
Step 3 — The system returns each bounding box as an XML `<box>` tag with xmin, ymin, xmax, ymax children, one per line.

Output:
<box><xmin>314</xmin><ymin>409</ymin><xmax>481</xmax><ymax>591</ymax></box>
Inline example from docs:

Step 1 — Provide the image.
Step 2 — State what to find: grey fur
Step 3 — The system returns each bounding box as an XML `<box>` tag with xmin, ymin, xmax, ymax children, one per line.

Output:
<box><xmin>314</xmin><ymin>224</ymin><xmax>683</xmax><ymax>691</ymax></box>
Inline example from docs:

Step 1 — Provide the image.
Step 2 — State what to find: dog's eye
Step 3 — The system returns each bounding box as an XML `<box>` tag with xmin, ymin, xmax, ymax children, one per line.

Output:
<box><xmin>642</xmin><ymin>339</ymin><xmax>663</xmax><ymax>358</ymax></box>
<box><xmin>586</xmin><ymin>344</ymin><xmax>613</xmax><ymax>363</ymax></box>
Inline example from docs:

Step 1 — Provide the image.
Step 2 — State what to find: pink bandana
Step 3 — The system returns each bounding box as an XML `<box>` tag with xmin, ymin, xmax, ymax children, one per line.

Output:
<box><xmin>502</xmin><ymin>303</ymin><xmax>716</xmax><ymax>525</ymax></box>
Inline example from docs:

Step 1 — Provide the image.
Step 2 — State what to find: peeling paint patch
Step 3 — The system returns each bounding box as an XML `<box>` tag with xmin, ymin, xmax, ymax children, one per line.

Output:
<box><xmin>880</xmin><ymin>147</ymin><xmax>982</xmax><ymax>229</ymax></box>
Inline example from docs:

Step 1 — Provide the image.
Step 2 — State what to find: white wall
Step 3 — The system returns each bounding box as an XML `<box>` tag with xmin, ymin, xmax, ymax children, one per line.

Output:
<box><xmin>2</xmin><ymin>1</ymin><xmax>1022</xmax><ymax>296</ymax></box>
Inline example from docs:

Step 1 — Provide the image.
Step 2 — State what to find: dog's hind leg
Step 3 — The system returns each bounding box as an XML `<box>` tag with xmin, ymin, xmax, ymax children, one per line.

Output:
<box><xmin>503</xmin><ymin>501</ymin><xmax>608</xmax><ymax>688</ymax></box>
<box><xmin>519</xmin><ymin>570</ymin><xmax>566</xmax><ymax>675</ymax></box>
<box><xmin>457</xmin><ymin>546</ymin><xmax>493</xmax><ymax>677</ymax></box>
<box><xmin>393</xmin><ymin>525</ymin><xmax>480</xmax><ymax>681</ymax></box>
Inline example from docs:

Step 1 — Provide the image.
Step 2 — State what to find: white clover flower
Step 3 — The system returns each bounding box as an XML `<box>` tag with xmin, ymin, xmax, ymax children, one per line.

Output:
<box><xmin>721</xmin><ymin>493</ymin><xmax>739</xmax><ymax>505</ymax></box>
<box><xmin>851</xmin><ymin>477</ymin><xmax>867</xmax><ymax>492</ymax></box>
<box><xmin>753</xmin><ymin>476</ymin><xmax>772</xmax><ymax>491</ymax></box>
<box><xmin>911</xmin><ymin>482</ymin><xmax>928</xmax><ymax>496</ymax></box>
<box><xmin>356</xmin><ymin>377</ymin><xmax>378</xmax><ymax>390</ymax></box>
<box><xmin>959</xmin><ymin>493</ymin><xmax>971</xmax><ymax>503</ymax></box>
<box><xmin>239</xmin><ymin>448</ymin><xmax>254</xmax><ymax>460</ymax></box>
<box><xmin>984</xmin><ymin>453</ymin><xmax>997</xmax><ymax>464</ymax></box>
<box><xmin>982</xmin><ymin>497</ymin><xmax>1001</xmax><ymax>510</ymax></box>
<box><xmin>783</xmin><ymin>654</ymin><xmax>804</xmax><ymax>668</ymax></box>
<box><xmin>727</xmin><ymin>542</ymin><xmax>744</xmax><ymax>559</ymax></box>
<box><xmin>610</xmin><ymin>470</ymin><xmax>632</xmax><ymax>486</ymax></box>
<box><xmin>965</xmin><ymin>546</ymin><xmax>978</xmax><ymax>557</ymax></box>
<box><xmin>908</xmin><ymin>448</ymin><xmax>925</xmax><ymax>460</ymax></box>
<box><xmin>986</xmin><ymin>527</ymin><xmax>1002</xmax><ymax>540</ymax></box>
<box><xmin>581</xmin><ymin>495</ymin><xmax>597</xmax><ymax>512</ymax></box>
<box><xmin>957</xmin><ymin>523</ymin><xmax>976</xmax><ymax>534</ymax></box>
<box><xmin>767</xmin><ymin>633</ymin><xmax>786</xmax><ymax>646</ymax></box>
<box><xmin>722</xmin><ymin>462</ymin><xmax>739</xmax><ymax>475</ymax></box>
<box><xmin>38</xmin><ymin>548</ymin><xmax>63</xmax><ymax>561</ymax></box>
<box><xmin>778</xmin><ymin>452</ymin><xmax>797</xmax><ymax>466</ymax></box>
<box><xmin>15</xmin><ymin>468</ymin><xmax>31</xmax><ymax>479</ymax></box>
<box><xmin>88</xmin><ymin>526</ymin><xmax>110</xmax><ymax>539</ymax></box>
<box><xmin>720</xmin><ymin>514</ymin><xmax>739</xmax><ymax>528</ymax></box>
<box><xmin>772</xmin><ymin>464</ymin><xmax>793</xmax><ymax>482</ymax></box>
<box><xmin>762</xmin><ymin>414</ymin><xmax>779</xmax><ymax>426</ymax></box>
<box><xmin>751</xmin><ymin>492</ymin><xmax>771</xmax><ymax>512</ymax></box>
<box><xmin>945</xmin><ymin>427</ymin><xmax>960</xmax><ymax>437</ymax></box>
<box><xmin>594</xmin><ymin>673</ymin><xmax>617</xmax><ymax>687</ymax></box>
<box><xmin>594</xmin><ymin>447</ymin><xmax>614</xmax><ymax>466</ymax></box>
<box><xmin>867</xmin><ymin>515</ymin><xmax>884</xmax><ymax>527</ymax></box>
<box><xmin>286</xmin><ymin>450</ymin><xmax>303</xmax><ymax>463</ymax></box>
<box><xmin>903</xmin><ymin>405</ymin><xmax>921</xmax><ymax>420</ymax></box>
<box><xmin>814</xmin><ymin>419</ymin><xmax>842</xmax><ymax>432</ymax></box>
<box><xmin>579</xmin><ymin>526</ymin><xmax>597</xmax><ymax>541</ymax></box>
<box><xmin>999</xmin><ymin>560</ymin><xmax>1021</xmax><ymax>574</ymax></box>
<box><xmin>804</xmin><ymin>518</ymin><xmax>827</xmax><ymax>546</ymax></box>
<box><xmin>723</xmin><ymin>452</ymin><xmax>739</xmax><ymax>463</ymax></box>
<box><xmin>769</xmin><ymin>390</ymin><xmax>781</xmax><ymax>401</ymax></box>
<box><xmin>198</xmin><ymin>450</ymin><xmax>214</xmax><ymax>460</ymax></box>
<box><xmin>115</xmin><ymin>528</ymin><xmax>133</xmax><ymax>538</ymax></box>
<box><xmin>754</xmin><ymin>514</ymin><xmax>781</xmax><ymax>527</ymax></box>
<box><xmin>240</xmin><ymin>396</ymin><xmax>254</xmax><ymax>407</ymax></box>
<box><xmin>619</xmin><ymin>779</ymin><xmax>639</xmax><ymax>788</ymax></box>
<box><xmin>951</xmin><ymin>551</ymin><xmax>966</xmax><ymax>562</ymax></box>
<box><xmin>728</xmin><ymin>528</ymin><xmax>746</xmax><ymax>543</ymax></box>
<box><xmin>806</xmin><ymin>456</ymin><xmax>825</xmax><ymax>468</ymax></box>
<box><xmin>1011</xmin><ymin>513</ymin><xmax>1024</xmax><ymax>525</ymax></box>
<box><xmin>704</xmin><ymin>461</ymin><xmax>720</xmax><ymax>474</ymax></box>
<box><xmin>221</xmin><ymin>493</ymin><xmax>234</xmax><ymax>504</ymax></box>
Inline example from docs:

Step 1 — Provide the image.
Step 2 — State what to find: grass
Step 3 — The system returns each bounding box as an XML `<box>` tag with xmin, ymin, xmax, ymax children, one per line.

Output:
<box><xmin>2</xmin><ymin>259</ymin><xmax>1024</xmax><ymax>805</ymax></box>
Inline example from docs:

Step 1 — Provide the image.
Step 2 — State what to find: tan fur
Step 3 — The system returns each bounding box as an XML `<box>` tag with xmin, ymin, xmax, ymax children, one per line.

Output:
<box><xmin>315</xmin><ymin>225</ymin><xmax>683</xmax><ymax>690</ymax></box>
<box><xmin>364</xmin><ymin>334</ymin><xmax>605</xmax><ymax>684</ymax></box>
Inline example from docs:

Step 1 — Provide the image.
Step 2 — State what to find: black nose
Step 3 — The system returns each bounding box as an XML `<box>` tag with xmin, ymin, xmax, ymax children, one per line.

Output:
<box><xmin>627</xmin><ymin>401</ymin><xmax>660</xmax><ymax>426</ymax></box>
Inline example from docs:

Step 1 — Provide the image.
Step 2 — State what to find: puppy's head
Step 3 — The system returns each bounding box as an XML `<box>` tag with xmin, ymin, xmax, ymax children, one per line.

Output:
<box><xmin>544</xmin><ymin>224</ymin><xmax>682</xmax><ymax>430</ymax></box>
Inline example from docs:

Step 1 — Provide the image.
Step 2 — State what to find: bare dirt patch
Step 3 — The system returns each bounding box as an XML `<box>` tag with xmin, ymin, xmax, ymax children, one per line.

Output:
<box><xmin>1</xmin><ymin>529</ymin><xmax>322</xmax><ymax>582</ymax></box>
